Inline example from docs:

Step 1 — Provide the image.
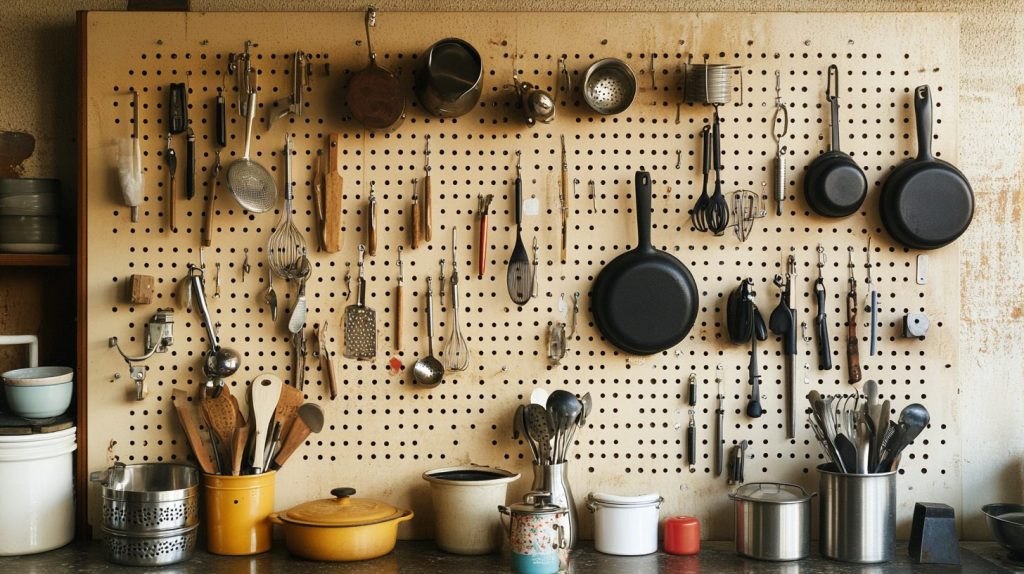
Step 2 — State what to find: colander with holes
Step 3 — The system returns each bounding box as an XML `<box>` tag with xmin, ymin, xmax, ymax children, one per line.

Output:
<box><xmin>581</xmin><ymin>58</ymin><xmax>637</xmax><ymax>115</ymax></box>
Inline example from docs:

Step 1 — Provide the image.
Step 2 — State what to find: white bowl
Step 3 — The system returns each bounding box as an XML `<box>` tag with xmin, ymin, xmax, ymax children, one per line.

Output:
<box><xmin>2</xmin><ymin>366</ymin><xmax>73</xmax><ymax>387</ymax></box>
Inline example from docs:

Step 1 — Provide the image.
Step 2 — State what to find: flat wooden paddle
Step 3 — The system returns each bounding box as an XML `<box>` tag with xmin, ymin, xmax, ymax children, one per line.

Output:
<box><xmin>324</xmin><ymin>133</ymin><xmax>343</xmax><ymax>253</ymax></box>
<box><xmin>171</xmin><ymin>389</ymin><xmax>216</xmax><ymax>475</ymax></box>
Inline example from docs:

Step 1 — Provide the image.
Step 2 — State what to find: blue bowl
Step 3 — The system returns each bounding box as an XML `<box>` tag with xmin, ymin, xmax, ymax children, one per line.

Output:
<box><xmin>3</xmin><ymin>381</ymin><xmax>72</xmax><ymax>418</ymax></box>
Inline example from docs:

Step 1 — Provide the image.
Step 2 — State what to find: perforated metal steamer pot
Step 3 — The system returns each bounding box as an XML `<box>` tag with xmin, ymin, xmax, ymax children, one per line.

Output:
<box><xmin>91</xmin><ymin>462</ymin><xmax>199</xmax><ymax>566</ymax></box>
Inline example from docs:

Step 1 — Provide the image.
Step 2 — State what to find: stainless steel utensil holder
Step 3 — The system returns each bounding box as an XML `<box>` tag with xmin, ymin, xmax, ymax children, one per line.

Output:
<box><xmin>818</xmin><ymin>463</ymin><xmax>896</xmax><ymax>563</ymax></box>
<box><xmin>531</xmin><ymin>462</ymin><xmax>577</xmax><ymax>549</ymax></box>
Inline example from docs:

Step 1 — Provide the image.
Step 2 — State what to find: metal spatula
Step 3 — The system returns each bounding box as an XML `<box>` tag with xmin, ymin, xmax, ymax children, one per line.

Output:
<box><xmin>344</xmin><ymin>244</ymin><xmax>376</xmax><ymax>360</ymax></box>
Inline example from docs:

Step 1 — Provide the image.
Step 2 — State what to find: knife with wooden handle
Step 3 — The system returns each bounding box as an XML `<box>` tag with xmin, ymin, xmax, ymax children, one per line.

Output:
<box><xmin>324</xmin><ymin>133</ymin><xmax>343</xmax><ymax>253</ymax></box>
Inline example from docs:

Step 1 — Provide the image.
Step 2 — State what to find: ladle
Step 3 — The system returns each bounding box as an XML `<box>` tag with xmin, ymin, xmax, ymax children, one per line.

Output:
<box><xmin>412</xmin><ymin>277</ymin><xmax>444</xmax><ymax>388</ymax></box>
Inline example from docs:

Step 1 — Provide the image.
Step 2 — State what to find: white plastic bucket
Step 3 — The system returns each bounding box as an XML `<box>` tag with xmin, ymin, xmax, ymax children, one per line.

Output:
<box><xmin>0</xmin><ymin>427</ymin><xmax>77</xmax><ymax>555</ymax></box>
<box><xmin>586</xmin><ymin>492</ymin><xmax>662</xmax><ymax>556</ymax></box>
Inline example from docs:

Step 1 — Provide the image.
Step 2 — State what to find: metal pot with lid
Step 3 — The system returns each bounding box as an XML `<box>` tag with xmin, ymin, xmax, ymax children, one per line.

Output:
<box><xmin>269</xmin><ymin>487</ymin><xmax>413</xmax><ymax>562</ymax></box>
<box><xmin>729</xmin><ymin>482</ymin><xmax>815</xmax><ymax>561</ymax></box>
<box><xmin>499</xmin><ymin>491</ymin><xmax>568</xmax><ymax>574</ymax></box>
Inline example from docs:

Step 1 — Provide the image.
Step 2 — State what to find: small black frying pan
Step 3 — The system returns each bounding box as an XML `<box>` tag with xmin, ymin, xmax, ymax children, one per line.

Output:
<box><xmin>804</xmin><ymin>65</ymin><xmax>867</xmax><ymax>218</ymax></box>
<box><xmin>879</xmin><ymin>85</ymin><xmax>974</xmax><ymax>250</ymax></box>
<box><xmin>591</xmin><ymin>169</ymin><xmax>699</xmax><ymax>355</ymax></box>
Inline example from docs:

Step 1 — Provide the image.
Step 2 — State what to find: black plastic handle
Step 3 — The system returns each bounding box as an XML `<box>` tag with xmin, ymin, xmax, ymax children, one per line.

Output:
<box><xmin>746</xmin><ymin>334</ymin><xmax>764</xmax><ymax>418</ymax></box>
<box><xmin>186</xmin><ymin>131</ymin><xmax>196</xmax><ymax>200</ymax></box>
<box><xmin>826</xmin><ymin>65</ymin><xmax>841</xmax><ymax>152</ymax></box>
<box><xmin>688</xmin><ymin>381</ymin><xmax>697</xmax><ymax>406</ymax></box>
<box><xmin>783</xmin><ymin>309</ymin><xmax>797</xmax><ymax>355</ymax></box>
<box><xmin>331</xmin><ymin>487</ymin><xmax>356</xmax><ymax>499</ymax></box>
<box><xmin>687</xmin><ymin>425</ymin><xmax>696</xmax><ymax>466</ymax></box>
<box><xmin>514</xmin><ymin>175</ymin><xmax>522</xmax><ymax>226</ymax></box>
<box><xmin>634</xmin><ymin>169</ymin><xmax>652</xmax><ymax>250</ymax></box>
<box><xmin>914</xmin><ymin>85</ymin><xmax>933</xmax><ymax>160</ymax></box>
<box><xmin>215</xmin><ymin>93</ymin><xmax>227</xmax><ymax>148</ymax></box>
<box><xmin>701</xmin><ymin>125</ymin><xmax>711</xmax><ymax>177</ymax></box>
<box><xmin>168</xmin><ymin>83</ymin><xmax>187</xmax><ymax>135</ymax></box>
<box><xmin>815</xmin><ymin>279</ymin><xmax>833</xmax><ymax>370</ymax></box>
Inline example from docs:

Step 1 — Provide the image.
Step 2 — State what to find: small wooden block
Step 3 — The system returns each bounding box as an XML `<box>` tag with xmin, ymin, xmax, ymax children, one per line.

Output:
<box><xmin>127</xmin><ymin>274</ymin><xmax>155</xmax><ymax>305</ymax></box>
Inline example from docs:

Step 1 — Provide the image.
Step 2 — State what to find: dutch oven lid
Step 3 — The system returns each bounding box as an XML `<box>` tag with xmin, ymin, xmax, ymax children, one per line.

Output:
<box><xmin>506</xmin><ymin>491</ymin><xmax>564</xmax><ymax>515</ymax></box>
<box><xmin>280</xmin><ymin>487</ymin><xmax>407</xmax><ymax>527</ymax></box>
<box><xmin>731</xmin><ymin>482</ymin><xmax>813</xmax><ymax>503</ymax></box>
<box><xmin>588</xmin><ymin>492</ymin><xmax>662</xmax><ymax>506</ymax></box>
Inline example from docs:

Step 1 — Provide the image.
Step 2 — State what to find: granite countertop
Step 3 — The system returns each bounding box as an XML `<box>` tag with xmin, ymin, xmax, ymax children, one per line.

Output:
<box><xmin>0</xmin><ymin>540</ymin><xmax>1019</xmax><ymax>573</ymax></box>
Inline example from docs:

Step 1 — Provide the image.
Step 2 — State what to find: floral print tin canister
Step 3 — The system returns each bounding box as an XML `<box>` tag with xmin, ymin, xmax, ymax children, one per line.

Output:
<box><xmin>499</xmin><ymin>491</ymin><xmax>568</xmax><ymax>574</ymax></box>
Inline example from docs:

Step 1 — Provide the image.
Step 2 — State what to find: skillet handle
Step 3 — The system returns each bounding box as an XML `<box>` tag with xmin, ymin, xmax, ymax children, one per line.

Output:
<box><xmin>815</xmin><ymin>280</ymin><xmax>832</xmax><ymax>370</ymax></box>
<box><xmin>826</xmin><ymin>65</ymin><xmax>841</xmax><ymax>152</ymax></box>
<box><xmin>914</xmin><ymin>85</ymin><xmax>933</xmax><ymax>160</ymax></box>
<box><xmin>634</xmin><ymin>169</ymin><xmax>652</xmax><ymax>249</ymax></box>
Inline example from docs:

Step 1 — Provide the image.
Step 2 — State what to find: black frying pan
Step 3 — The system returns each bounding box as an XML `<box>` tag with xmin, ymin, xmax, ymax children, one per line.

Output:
<box><xmin>591</xmin><ymin>170</ymin><xmax>699</xmax><ymax>355</ymax></box>
<box><xmin>879</xmin><ymin>85</ymin><xmax>973</xmax><ymax>250</ymax></box>
<box><xmin>804</xmin><ymin>65</ymin><xmax>867</xmax><ymax>218</ymax></box>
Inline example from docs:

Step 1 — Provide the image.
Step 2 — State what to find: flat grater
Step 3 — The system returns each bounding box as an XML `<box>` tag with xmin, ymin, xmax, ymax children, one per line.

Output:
<box><xmin>344</xmin><ymin>244</ymin><xmax>377</xmax><ymax>360</ymax></box>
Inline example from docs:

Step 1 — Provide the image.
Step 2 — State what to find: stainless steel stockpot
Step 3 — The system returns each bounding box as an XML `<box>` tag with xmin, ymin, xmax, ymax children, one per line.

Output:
<box><xmin>729</xmin><ymin>482</ymin><xmax>815</xmax><ymax>561</ymax></box>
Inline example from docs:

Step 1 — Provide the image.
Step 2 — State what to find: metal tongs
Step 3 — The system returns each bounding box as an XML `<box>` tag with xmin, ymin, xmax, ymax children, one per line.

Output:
<box><xmin>269</xmin><ymin>51</ymin><xmax>310</xmax><ymax>127</ymax></box>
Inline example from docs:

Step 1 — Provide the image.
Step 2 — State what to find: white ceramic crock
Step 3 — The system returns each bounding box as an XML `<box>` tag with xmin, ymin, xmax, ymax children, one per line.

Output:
<box><xmin>586</xmin><ymin>492</ymin><xmax>663</xmax><ymax>555</ymax></box>
<box><xmin>0</xmin><ymin>426</ymin><xmax>77</xmax><ymax>555</ymax></box>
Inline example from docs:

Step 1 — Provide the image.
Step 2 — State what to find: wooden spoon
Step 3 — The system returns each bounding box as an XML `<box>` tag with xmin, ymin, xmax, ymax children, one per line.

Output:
<box><xmin>171</xmin><ymin>388</ymin><xmax>216</xmax><ymax>474</ymax></box>
<box><xmin>200</xmin><ymin>385</ymin><xmax>237</xmax><ymax>464</ymax></box>
<box><xmin>274</xmin><ymin>383</ymin><xmax>304</xmax><ymax>446</ymax></box>
<box><xmin>249</xmin><ymin>374</ymin><xmax>283</xmax><ymax>474</ymax></box>
<box><xmin>271</xmin><ymin>403</ymin><xmax>324</xmax><ymax>471</ymax></box>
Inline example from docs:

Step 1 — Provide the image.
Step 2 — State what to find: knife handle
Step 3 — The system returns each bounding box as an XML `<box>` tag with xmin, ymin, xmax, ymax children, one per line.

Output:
<box><xmin>423</xmin><ymin>175</ymin><xmax>432</xmax><ymax>242</ymax></box>
<box><xmin>186</xmin><ymin>130</ymin><xmax>196</xmax><ymax>200</ymax></box>
<box><xmin>686</xmin><ymin>422</ymin><xmax>696</xmax><ymax>467</ymax></box>
<box><xmin>367</xmin><ymin>195</ymin><xmax>378</xmax><ymax>256</ymax></box>
<box><xmin>215</xmin><ymin>94</ymin><xmax>227</xmax><ymax>148</ymax></box>
<box><xmin>847</xmin><ymin>292</ymin><xmax>862</xmax><ymax>384</ymax></box>
<box><xmin>478</xmin><ymin>213</ymin><xmax>488</xmax><ymax>279</ymax></box>
<box><xmin>715</xmin><ymin>409</ymin><xmax>724</xmax><ymax>476</ymax></box>
<box><xmin>411</xmin><ymin>197</ymin><xmax>421</xmax><ymax>249</ymax></box>
<box><xmin>202</xmin><ymin>167</ymin><xmax>217</xmax><ymax>247</ymax></box>
<box><xmin>324</xmin><ymin>351</ymin><xmax>338</xmax><ymax>400</ymax></box>
<box><xmin>395</xmin><ymin>283</ymin><xmax>403</xmax><ymax>351</ymax></box>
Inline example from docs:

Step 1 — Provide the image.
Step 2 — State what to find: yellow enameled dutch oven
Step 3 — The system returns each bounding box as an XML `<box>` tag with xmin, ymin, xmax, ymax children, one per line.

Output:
<box><xmin>269</xmin><ymin>487</ymin><xmax>414</xmax><ymax>561</ymax></box>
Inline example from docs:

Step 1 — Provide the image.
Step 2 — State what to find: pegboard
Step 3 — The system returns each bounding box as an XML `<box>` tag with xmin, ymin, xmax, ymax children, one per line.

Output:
<box><xmin>82</xmin><ymin>11</ymin><xmax>961</xmax><ymax>541</ymax></box>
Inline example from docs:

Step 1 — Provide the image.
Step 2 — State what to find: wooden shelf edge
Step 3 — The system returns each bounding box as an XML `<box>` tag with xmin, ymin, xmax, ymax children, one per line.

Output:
<box><xmin>0</xmin><ymin>253</ymin><xmax>73</xmax><ymax>267</ymax></box>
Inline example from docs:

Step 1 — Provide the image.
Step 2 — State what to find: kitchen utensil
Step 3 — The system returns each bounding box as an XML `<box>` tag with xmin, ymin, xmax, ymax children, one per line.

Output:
<box><xmin>499</xmin><ymin>492</ymin><xmax>569</xmax><ymax>574</ymax></box>
<box><xmin>770</xmin><ymin>254</ymin><xmax>798</xmax><ymax>438</ymax></box>
<box><xmin>200</xmin><ymin>385</ymin><xmax>237</xmax><ymax>468</ymax></box>
<box><xmin>226</xmin><ymin>88</ymin><xmax>277</xmax><ymax>213</ymax></box>
<box><xmin>272</xmin><ymin>383</ymin><xmax>304</xmax><ymax>455</ymax></box>
<box><xmin>170</xmin><ymin>389</ymin><xmax>217</xmax><ymax>475</ymax></box>
<box><xmin>202</xmin><ymin>152</ymin><xmax>221</xmax><ymax>247</ymax></box>
<box><xmin>581</xmin><ymin>58</ymin><xmax>636</xmax><ymax>115</ymax></box>
<box><xmin>215</xmin><ymin>86</ymin><xmax>227</xmax><ymax>148</ymax></box>
<box><xmin>524</xmin><ymin>404</ymin><xmax>553</xmax><ymax>464</ymax></box>
<box><xmin>691</xmin><ymin>125</ymin><xmax>711</xmax><ymax>232</ymax></box>
<box><xmin>477</xmin><ymin>193</ymin><xmax>493</xmax><ymax>278</ymax></box>
<box><xmin>591</xmin><ymin>169</ymin><xmax>699</xmax><ymax>355</ymax></box>
<box><xmin>366</xmin><ymin>182</ymin><xmax>378</xmax><ymax>256</ymax></box>
<box><xmin>877</xmin><ymin>403</ymin><xmax>929</xmax><ymax>472</ymax></box>
<box><xmin>982</xmin><ymin>504</ymin><xmax>1024</xmax><ymax>559</ymax></box>
<box><xmin>315</xmin><ymin>323</ymin><xmax>338</xmax><ymax>399</ymax></box>
<box><xmin>683</xmin><ymin>57</ymin><xmax>739</xmax><ymax>105</ymax></box>
<box><xmin>415</xmin><ymin>38</ymin><xmax>483</xmax><ymax>118</ymax></box>
<box><xmin>410</xmin><ymin>178</ymin><xmax>421</xmax><ymax>248</ymax></box>
<box><xmin>879</xmin><ymin>85</ymin><xmax>973</xmax><ymax>249</ymax></box>
<box><xmin>705</xmin><ymin>110</ymin><xmax>730</xmax><ymax>235</ymax></box>
<box><xmin>772</xmin><ymin>71</ymin><xmax>789</xmax><ymax>216</ymax></box>
<box><xmin>346</xmin><ymin>7</ymin><xmax>406</xmax><ymax>131</ymax></box>
<box><xmin>507</xmin><ymin>152</ymin><xmax>532</xmax><ymax>305</ymax></box>
<box><xmin>513</xmin><ymin>404</ymin><xmax>539</xmax><ymax>461</ymax></box>
<box><xmin>230</xmin><ymin>423</ymin><xmax>248</xmax><ymax>476</ymax></box>
<box><xmin>730</xmin><ymin>482</ymin><xmax>814</xmax><ymax>561</ymax></box>
<box><xmin>422</xmin><ymin>465</ymin><xmax>520</xmax><ymax>555</ymax></box>
<box><xmin>715</xmin><ymin>366</ymin><xmax>725</xmax><ymax>476</ymax></box>
<box><xmin>587</xmin><ymin>492</ymin><xmax>662</xmax><ymax>556</ymax></box>
<box><xmin>268</xmin><ymin>51</ymin><xmax>309</xmax><ymax>127</ymax></box>
<box><xmin>248</xmin><ymin>373</ymin><xmax>283</xmax><ymax>474</ymax></box>
<box><xmin>271</xmin><ymin>403</ymin><xmax>324</xmax><ymax>471</ymax></box>
<box><xmin>393</xmin><ymin>248</ymin><xmax>401</xmax><ymax>351</ymax></box>
<box><xmin>185</xmin><ymin>126</ymin><xmax>196</xmax><ymax>200</ymax></box>
<box><xmin>311</xmin><ymin>149</ymin><xmax>326</xmax><ymax>251</ymax></box>
<box><xmin>288</xmin><ymin>253</ymin><xmax>311</xmax><ymax>371</ymax></box>
<box><xmin>804</xmin><ymin>65</ymin><xmax>867</xmax><ymax>217</ymax></box>
<box><xmin>168</xmin><ymin>82</ymin><xmax>187</xmax><ymax>135</ymax></box>
<box><xmin>412</xmin><ymin>276</ymin><xmax>444</xmax><ymax>388</ymax></box>
<box><xmin>512</xmin><ymin>64</ymin><xmax>555</xmax><ymax>126</ymax></box>
<box><xmin>117</xmin><ymin>89</ymin><xmax>143</xmax><ymax>223</ymax></box>
<box><xmin>324</xmin><ymin>133</ymin><xmax>343</xmax><ymax>253</ymax></box>
<box><xmin>344</xmin><ymin>245</ymin><xmax>377</xmax><ymax>360</ymax></box>
<box><xmin>873</xmin><ymin>399</ymin><xmax>890</xmax><ymax>472</ymax></box>
<box><xmin>560</xmin><ymin>135</ymin><xmax>570</xmax><ymax>263</ymax></box>
<box><xmin>263</xmin><ymin>266</ymin><xmax>278</xmax><ymax>321</ymax></box>
<box><xmin>268</xmin><ymin>136</ymin><xmax>306</xmax><ymax>279</ymax></box>
<box><xmin>819</xmin><ymin>463</ymin><xmax>896</xmax><ymax>563</ymax></box>
<box><xmin>686</xmin><ymin>375</ymin><xmax>696</xmax><ymax>472</ymax></box>
<box><xmin>530</xmin><ymin>463</ymin><xmax>577</xmax><ymax>549</ymax></box>
<box><xmin>846</xmin><ymin>248</ymin><xmax>862</xmax><ymax>384</ymax></box>
<box><xmin>865</xmin><ymin>237</ymin><xmax>878</xmax><ymax>356</ymax></box>
<box><xmin>531</xmin><ymin>236</ymin><xmax>540</xmax><ymax>299</ymax></box>
<box><xmin>726</xmin><ymin>278</ymin><xmax>767</xmax><ymax>417</ymax></box>
<box><xmin>164</xmin><ymin>133</ymin><xmax>177</xmax><ymax>232</ymax></box>
<box><xmin>269</xmin><ymin>487</ymin><xmax>414</xmax><ymax>561</ymax></box>
<box><xmin>443</xmin><ymin>230</ymin><xmax>470</xmax><ymax>371</ymax></box>
<box><xmin>190</xmin><ymin>267</ymin><xmax>241</xmax><ymax>395</ymax></box>
<box><xmin>815</xmin><ymin>245</ymin><xmax>833</xmax><ymax>370</ymax></box>
<box><xmin>546</xmin><ymin>390</ymin><xmax>582</xmax><ymax>464</ymax></box>
<box><xmin>421</xmin><ymin>136</ymin><xmax>433</xmax><ymax>242</ymax></box>
<box><xmin>531</xmin><ymin>388</ymin><xmax>549</xmax><ymax>407</ymax></box>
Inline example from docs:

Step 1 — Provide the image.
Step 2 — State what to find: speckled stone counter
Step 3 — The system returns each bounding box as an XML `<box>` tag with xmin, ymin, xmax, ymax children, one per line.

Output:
<box><xmin>0</xmin><ymin>541</ymin><xmax>1018</xmax><ymax>573</ymax></box>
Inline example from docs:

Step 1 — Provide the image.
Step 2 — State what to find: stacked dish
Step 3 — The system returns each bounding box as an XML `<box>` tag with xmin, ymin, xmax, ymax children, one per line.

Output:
<box><xmin>2</xmin><ymin>366</ymin><xmax>73</xmax><ymax>419</ymax></box>
<box><xmin>0</xmin><ymin>178</ymin><xmax>61</xmax><ymax>253</ymax></box>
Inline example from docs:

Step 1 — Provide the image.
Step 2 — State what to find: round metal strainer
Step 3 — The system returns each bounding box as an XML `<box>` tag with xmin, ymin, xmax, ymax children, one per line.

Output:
<box><xmin>582</xmin><ymin>58</ymin><xmax>636</xmax><ymax>115</ymax></box>
<box><xmin>226</xmin><ymin>89</ymin><xmax>278</xmax><ymax>213</ymax></box>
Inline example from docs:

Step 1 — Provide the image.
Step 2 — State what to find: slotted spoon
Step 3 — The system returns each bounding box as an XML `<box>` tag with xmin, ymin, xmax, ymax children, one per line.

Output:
<box><xmin>268</xmin><ymin>136</ymin><xmax>306</xmax><ymax>279</ymax></box>
<box><xmin>507</xmin><ymin>151</ymin><xmax>532</xmax><ymax>305</ymax></box>
<box><xmin>226</xmin><ymin>87</ymin><xmax>277</xmax><ymax>213</ymax></box>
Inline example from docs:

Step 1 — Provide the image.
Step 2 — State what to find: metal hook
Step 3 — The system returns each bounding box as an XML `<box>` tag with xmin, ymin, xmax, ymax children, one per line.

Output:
<box><xmin>558</xmin><ymin>55</ymin><xmax>571</xmax><ymax>94</ymax></box>
<box><xmin>826</xmin><ymin>64</ymin><xmax>839</xmax><ymax>102</ymax></box>
<box><xmin>772</xmin><ymin>71</ymin><xmax>789</xmax><ymax>142</ymax></box>
<box><xmin>800</xmin><ymin>321</ymin><xmax>812</xmax><ymax>342</ymax></box>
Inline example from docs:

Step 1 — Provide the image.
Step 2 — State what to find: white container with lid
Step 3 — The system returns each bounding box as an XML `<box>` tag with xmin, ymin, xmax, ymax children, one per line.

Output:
<box><xmin>586</xmin><ymin>492</ymin><xmax>663</xmax><ymax>555</ymax></box>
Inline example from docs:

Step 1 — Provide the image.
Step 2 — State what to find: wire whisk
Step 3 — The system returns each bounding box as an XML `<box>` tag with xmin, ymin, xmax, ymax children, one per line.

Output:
<box><xmin>267</xmin><ymin>136</ymin><xmax>307</xmax><ymax>279</ymax></box>
<box><xmin>442</xmin><ymin>229</ymin><xmax>470</xmax><ymax>371</ymax></box>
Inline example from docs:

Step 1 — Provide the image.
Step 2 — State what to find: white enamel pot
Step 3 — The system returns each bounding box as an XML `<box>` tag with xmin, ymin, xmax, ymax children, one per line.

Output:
<box><xmin>586</xmin><ymin>492</ymin><xmax>662</xmax><ymax>556</ymax></box>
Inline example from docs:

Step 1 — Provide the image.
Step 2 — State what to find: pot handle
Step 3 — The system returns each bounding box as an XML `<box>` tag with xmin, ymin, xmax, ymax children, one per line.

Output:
<box><xmin>555</xmin><ymin>523</ymin><xmax>567</xmax><ymax>550</ymax></box>
<box><xmin>498</xmin><ymin>505</ymin><xmax>512</xmax><ymax>537</ymax></box>
<box><xmin>396</xmin><ymin>510</ymin><xmax>415</xmax><ymax>524</ymax></box>
<box><xmin>268</xmin><ymin>512</ymin><xmax>284</xmax><ymax>526</ymax></box>
<box><xmin>585</xmin><ymin>494</ymin><xmax>599</xmax><ymax>513</ymax></box>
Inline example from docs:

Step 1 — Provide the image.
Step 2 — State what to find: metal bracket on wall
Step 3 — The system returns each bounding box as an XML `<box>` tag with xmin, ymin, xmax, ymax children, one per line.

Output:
<box><xmin>109</xmin><ymin>308</ymin><xmax>174</xmax><ymax>400</ymax></box>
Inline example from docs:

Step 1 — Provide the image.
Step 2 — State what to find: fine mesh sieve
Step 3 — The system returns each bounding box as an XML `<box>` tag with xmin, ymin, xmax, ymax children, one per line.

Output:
<box><xmin>581</xmin><ymin>58</ymin><xmax>637</xmax><ymax>115</ymax></box>
<box><xmin>226</xmin><ymin>88</ymin><xmax>278</xmax><ymax>213</ymax></box>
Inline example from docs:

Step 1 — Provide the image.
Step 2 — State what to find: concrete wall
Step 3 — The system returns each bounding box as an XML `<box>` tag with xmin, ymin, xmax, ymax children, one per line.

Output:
<box><xmin>1</xmin><ymin>0</ymin><xmax>1020</xmax><ymax>539</ymax></box>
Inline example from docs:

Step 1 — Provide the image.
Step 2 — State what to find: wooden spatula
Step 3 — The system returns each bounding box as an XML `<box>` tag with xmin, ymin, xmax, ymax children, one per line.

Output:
<box><xmin>171</xmin><ymin>388</ymin><xmax>216</xmax><ymax>474</ymax></box>
<box><xmin>249</xmin><ymin>373</ymin><xmax>283</xmax><ymax>474</ymax></box>
<box><xmin>324</xmin><ymin>133</ymin><xmax>343</xmax><ymax>253</ymax></box>
<box><xmin>200</xmin><ymin>385</ymin><xmax>237</xmax><ymax>463</ymax></box>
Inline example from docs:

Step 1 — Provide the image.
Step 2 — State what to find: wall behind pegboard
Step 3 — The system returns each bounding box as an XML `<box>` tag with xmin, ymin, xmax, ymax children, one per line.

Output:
<box><xmin>83</xmin><ymin>11</ymin><xmax>961</xmax><ymax>540</ymax></box>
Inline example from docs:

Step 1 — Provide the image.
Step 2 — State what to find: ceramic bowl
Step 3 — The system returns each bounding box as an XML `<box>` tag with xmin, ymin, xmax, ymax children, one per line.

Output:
<box><xmin>3</xmin><ymin>381</ymin><xmax>72</xmax><ymax>419</ymax></box>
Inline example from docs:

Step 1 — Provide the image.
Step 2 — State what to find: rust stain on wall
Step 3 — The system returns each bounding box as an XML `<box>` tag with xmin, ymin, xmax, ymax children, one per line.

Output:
<box><xmin>0</xmin><ymin>131</ymin><xmax>35</xmax><ymax>177</ymax></box>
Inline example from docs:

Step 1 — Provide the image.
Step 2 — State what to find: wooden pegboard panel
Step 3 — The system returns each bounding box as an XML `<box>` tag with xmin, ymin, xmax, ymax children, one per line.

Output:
<box><xmin>82</xmin><ymin>11</ymin><xmax>961</xmax><ymax>540</ymax></box>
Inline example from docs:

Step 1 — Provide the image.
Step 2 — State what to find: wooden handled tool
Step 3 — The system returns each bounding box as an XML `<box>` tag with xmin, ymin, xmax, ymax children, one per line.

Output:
<box><xmin>395</xmin><ymin>247</ymin><xmax>404</xmax><ymax>351</ymax></box>
<box><xmin>560</xmin><ymin>135</ymin><xmax>569</xmax><ymax>264</ymax></box>
<box><xmin>410</xmin><ymin>178</ymin><xmax>421</xmax><ymax>248</ymax></box>
<box><xmin>315</xmin><ymin>323</ymin><xmax>338</xmax><ymax>400</ymax></box>
<box><xmin>367</xmin><ymin>183</ymin><xmax>378</xmax><ymax>256</ymax></box>
<box><xmin>230</xmin><ymin>424</ymin><xmax>248</xmax><ymax>476</ymax></box>
<box><xmin>847</xmin><ymin>247</ymin><xmax>862</xmax><ymax>384</ymax></box>
<box><xmin>423</xmin><ymin>135</ymin><xmax>432</xmax><ymax>242</ymax></box>
<box><xmin>202</xmin><ymin>153</ymin><xmax>221</xmax><ymax>247</ymax></box>
<box><xmin>270</xmin><ymin>417</ymin><xmax>312</xmax><ymax>471</ymax></box>
<box><xmin>477</xmin><ymin>194</ymin><xmax>493</xmax><ymax>279</ymax></box>
<box><xmin>171</xmin><ymin>389</ymin><xmax>216</xmax><ymax>475</ymax></box>
<box><xmin>324</xmin><ymin>133</ymin><xmax>344</xmax><ymax>253</ymax></box>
